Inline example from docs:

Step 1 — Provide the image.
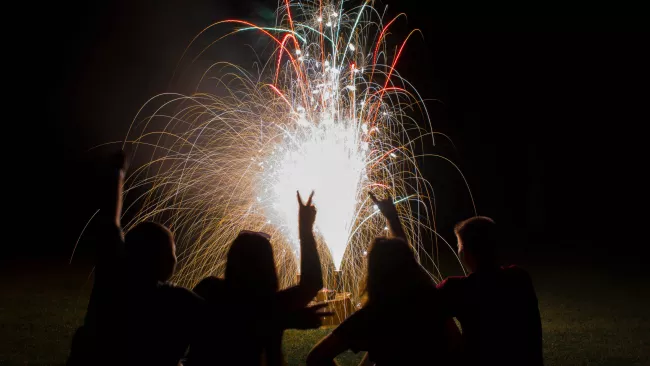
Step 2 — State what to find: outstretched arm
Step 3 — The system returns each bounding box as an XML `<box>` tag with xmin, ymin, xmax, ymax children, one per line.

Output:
<box><xmin>369</xmin><ymin>192</ymin><xmax>406</xmax><ymax>240</ymax></box>
<box><xmin>306</xmin><ymin>333</ymin><xmax>346</xmax><ymax>366</ymax></box>
<box><xmin>283</xmin><ymin>303</ymin><xmax>333</xmax><ymax>330</ymax></box>
<box><xmin>307</xmin><ymin>306</ymin><xmax>369</xmax><ymax>366</ymax></box>
<box><xmin>277</xmin><ymin>191</ymin><xmax>323</xmax><ymax>309</ymax></box>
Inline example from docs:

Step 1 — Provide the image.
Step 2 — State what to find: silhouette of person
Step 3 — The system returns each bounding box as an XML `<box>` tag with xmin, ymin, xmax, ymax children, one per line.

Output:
<box><xmin>437</xmin><ymin>216</ymin><xmax>543</xmax><ymax>366</ymax></box>
<box><xmin>68</xmin><ymin>152</ymin><xmax>128</xmax><ymax>366</ymax></box>
<box><xmin>124</xmin><ymin>221</ymin><xmax>204</xmax><ymax>366</ymax></box>
<box><xmin>306</xmin><ymin>193</ymin><xmax>459</xmax><ymax>366</ymax></box>
<box><xmin>68</xmin><ymin>152</ymin><xmax>206</xmax><ymax>366</ymax></box>
<box><xmin>187</xmin><ymin>191</ymin><xmax>325</xmax><ymax>366</ymax></box>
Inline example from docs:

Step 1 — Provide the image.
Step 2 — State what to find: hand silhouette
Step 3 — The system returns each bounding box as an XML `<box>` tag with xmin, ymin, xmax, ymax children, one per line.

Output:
<box><xmin>285</xmin><ymin>303</ymin><xmax>333</xmax><ymax>330</ymax></box>
<box><xmin>297</xmin><ymin>191</ymin><xmax>316</xmax><ymax>234</ymax></box>
<box><xmin>369</xmin><ymin>191</ymin><xmax>406</xmax><ymax>239</ymax></box>
<box><xmin>369</xmin><ymin>192</ymin><xmax>398</xmax><ymax>220</ymax></box>
<box><xmin>99</xmin><ymin>150</ymin><xmax>128</xmax><ymax>227</ymax></box>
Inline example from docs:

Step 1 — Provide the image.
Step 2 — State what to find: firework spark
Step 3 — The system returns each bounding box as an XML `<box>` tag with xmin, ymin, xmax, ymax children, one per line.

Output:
<box><xmin>122</xmin><ymin>0</ymin><xmax>472</xmax><ymax>299</ymax></box>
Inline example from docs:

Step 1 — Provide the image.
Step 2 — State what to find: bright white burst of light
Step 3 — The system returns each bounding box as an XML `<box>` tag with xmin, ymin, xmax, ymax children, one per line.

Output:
<box><xmin>265</xmin><ymin>121</ymin><xmax>366</xmax><ymax>269</ymax></box>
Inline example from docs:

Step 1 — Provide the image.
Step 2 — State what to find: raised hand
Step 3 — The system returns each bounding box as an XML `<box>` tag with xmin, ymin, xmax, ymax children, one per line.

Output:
<box><xmin>369</xmin><ymin>191</ymin><xmax>406</xmax><ymax>240</ymax></box>
<box><xmin>98</xmin><ymin>150</ymin><xmax>128</xmax><ymax>228</ymax></box>
<box><xmin>284</xmin><ymin>303</ymin><xmax>333</xmax><ymax>330</ymax></box>
<box><xmin>369</xmin><ymin>192</ymin><xmax>398</xmax><ymax>221</ymax></box>
<box><xmin>289</xmin><ymin>190</ymin><xmax>323</xmax><ymax>300</ymax></box>
<box><xmin>297</xmin><ymin>190</ymin><xmax>317</xmax><ymax>235</ymax></box>
<box><xmin>111</xmin><ymin>151</ymin><xmax>127</xmax><ymax>226</ymax></box>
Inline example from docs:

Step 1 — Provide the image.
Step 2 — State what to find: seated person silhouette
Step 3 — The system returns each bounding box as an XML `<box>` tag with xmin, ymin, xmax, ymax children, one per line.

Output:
<box><xmin>437</xmin><ymin>216</ymin><xmax>543</xmax><ymax>366</ymax></box>
<box><xmin>68</xmin><ymin>152</ymin><xmax>206</xmax><ymax>366</ymax></box>
<box><xmin>306</xmin><ymin>193</ymin><xmax>459</xmax><ymax>366</ymax></box>
<box><xmin>125</xmin><ymin>221</ymin><xmax>204</xmax><ymax>366</ymax></box>
<box><xmin>187</xmin><ymin>191</ymin><xmax>326</xmax><ymax>366</ymax></box>
<box><xmin>68</xmin><ymin>152</ymin><xmax>128</xmax><ymax>366</ymax></box>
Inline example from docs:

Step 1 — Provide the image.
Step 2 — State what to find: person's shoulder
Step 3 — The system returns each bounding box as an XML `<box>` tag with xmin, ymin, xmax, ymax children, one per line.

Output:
<box><xmin>501</xmin><ymin>264</ymin><xmax>527</xmax><ymax>272</ymax></box>
<box><xmin>196</xmin><ymin>276</ymin><xmax>223</xmax><ymax>287</ymax></box>
<box><xmin>193</xmin><ymin>276</ymin><xmax>226</xmax><ymax>300</ymax></box>
<box><xmin>158</xmin><ymin>283</ymin><xmax>202</xmax><ymax>304</ymax></box>
<box><xmin>498</xmin><ymin>265</ymin><xmax>538</xmax><ymax>292</ymax></box>
<box><xmin>436</xmin><ymin>275</ymin><xmax>469</xmax><ymax>290</ymax></box>
<box><xmin>342</xmin><ymin>305</ymin><xmax>374</xmax><ymax>325</ymax></box>
<box><xmin>196</xmin><ymin>275</ymin><xmax>224</xmax><ymax>286</ymax></box>
<box><xmin>333</xmin><ymin>305</ymin><xmax>371</xmax><ymax>336</ymax></box>
<box><xmin>159</xmin><ymin>282</ymin><xmax>194</xmax><ymax>295</ymax></box>
<box><xmin>344</xmin><ymin>304</ymin><xmax>372</xmax><ymax>320</ymax></box>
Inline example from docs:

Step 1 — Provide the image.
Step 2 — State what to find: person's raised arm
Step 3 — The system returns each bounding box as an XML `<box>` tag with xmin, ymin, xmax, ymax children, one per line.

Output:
<box><xmin>81</xmin><ymin>151</ymin><xmax>128</xmax><ymax>334</ymax></box>
<box><xmin>95</xmin><ymin>151</ymin><xmax>127</xmax><ymax>268</ymax></box>
<box><xmin>109</xmin><ymin>152</ymin><xmax>126</xmax><ymax>229</ymax></box>
<box><xmin>305</xmin><ymin>333</ymin><xmax>347</xmax><ymax>366</ymax></box>
<box><xmin>277</xmin><ymin>191</ymin><xmax>323</xmax><ymax>309</ymax></box>
<box><xmin>369</xmin><ymin>192</ymin><xmax>406</xmax><ymax>240</ymax></box>
<box><xmin>297</xmin><ymin>191</ymin><xmax>324</xmax><ymax>299</ymax></box>
<box><xmin>283</xmin><ymin>303</ymin><xmax>333</xmax><ymax>330</ymax></box>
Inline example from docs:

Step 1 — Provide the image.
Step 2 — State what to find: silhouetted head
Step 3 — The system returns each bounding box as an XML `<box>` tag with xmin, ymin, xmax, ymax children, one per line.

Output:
<box><xmin>225</xmin><ymin>231</ymin><xmax>278</xmax><ymax>297</ymax></box>
<box><xmin>455</xmin><ymin>216</ymin><xmax>498</xmax><ymax>272</ymax></box>
<box><xmin>126</xmin><ymin>222</ymin><xmax>176</xmax><ymax>283</ymax></box>
<box><xmin>364</xmin><ymin>237</ymin><xmax>432</xmax><ymax>306</ymax></box>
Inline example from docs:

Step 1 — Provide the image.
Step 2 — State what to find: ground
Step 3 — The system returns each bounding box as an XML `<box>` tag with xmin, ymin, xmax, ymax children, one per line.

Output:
<box><xmin>1</xmin><ymin>260</ymin><xmax>648</xmax><ymax>365</ymax></box>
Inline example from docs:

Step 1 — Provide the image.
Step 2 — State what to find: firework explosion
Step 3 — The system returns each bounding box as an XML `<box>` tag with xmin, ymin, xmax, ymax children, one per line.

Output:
<box><xmin>123</xmin><ymin>0</ymin><xmax>471</xmax><ymax>299</ymax></box>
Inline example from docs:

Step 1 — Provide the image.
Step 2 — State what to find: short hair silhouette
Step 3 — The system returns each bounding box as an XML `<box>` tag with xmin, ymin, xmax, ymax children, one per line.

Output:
<box><xmin>455</xmin><ymin>216</ymin><xmax>497</xmax><ymax>261</ymax></box>
<box><xmin>125</xmin><ymin>221</ymin><xmax>176</xmax><ymax>282</ymax></box>
<box><xmin>364</xmin><ymin>237</ymin><xmax>432</xmax><ymax>305</ymax></box>
<box><xmin>225</xmin><ymin>231</ymin><xmax>278</xmax><ymax>296</ymax></box>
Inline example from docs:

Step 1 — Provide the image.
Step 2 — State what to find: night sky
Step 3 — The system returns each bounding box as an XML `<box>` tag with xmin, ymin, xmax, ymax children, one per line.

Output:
<box><xmin>13</xmin><ymin>0</ymin><xmax>647</xmax><ymax>277</ymax></box>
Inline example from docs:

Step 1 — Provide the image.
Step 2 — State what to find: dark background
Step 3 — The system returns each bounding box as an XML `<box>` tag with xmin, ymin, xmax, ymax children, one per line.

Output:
<box><xmin>10</xmin><ymin>0</ymin><xmax>647</xmax><ymax>277</ymax></box>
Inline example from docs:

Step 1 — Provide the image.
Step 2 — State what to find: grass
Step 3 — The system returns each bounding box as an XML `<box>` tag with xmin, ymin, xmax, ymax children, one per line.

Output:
<box><xmin>532</xmin><ymin>266</ymin><xmax>649</xmax><ymax>366</ymax></box>
<box><xmin>1</xmin><ymin>261</ymin><xmax>648</xmax><ymax>365</ymax></box>
<box><xmin>283</xmin><ymin>329</ymin><xmax>363</xmax><ymax>366</ymax></box>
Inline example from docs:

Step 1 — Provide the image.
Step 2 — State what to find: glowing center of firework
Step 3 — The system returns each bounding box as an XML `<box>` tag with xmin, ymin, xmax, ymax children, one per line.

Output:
<box><xmin>264</xmin><ymin>118</ymin><xmax>366</xmax><ymax>269</ymax></box>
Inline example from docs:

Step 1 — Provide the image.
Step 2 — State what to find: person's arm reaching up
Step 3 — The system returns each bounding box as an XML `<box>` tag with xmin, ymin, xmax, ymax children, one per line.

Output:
<box><xmin>106</xmin><ymin>151</ymin><xmax>126</xmax><ymax>230</ymax></box>
<box><xmin>81</xmin><ymin>151</ymin><xmax>128</xmax><ymax>354</ymax></box>
<box><xmin>369</xmin><ymin>192</ymin><xmax>406</xmax><ymax>240</ymax></box>
<box><xmin>283</xmin><ymin>303</ymin><xmax>333</xmax><ymax>329</ymax></box>
<box><xmin>95</xmin><ymin>151</ymin><xmax>127</xmax><ymax>271</ymax></box>
<box><xmin>277</xmin><ymin>191</ymin><xmax>323</xmax><ymax>309</ymax></box>
<box><xmin>306</xmin><ymin>333</ymin><xmax>346</xmax><ymax>366</ymax></box>
<box><xmin>297</xmin><ymin>191</ymin><xmax>323</xmax><ymax>297</ymax></box>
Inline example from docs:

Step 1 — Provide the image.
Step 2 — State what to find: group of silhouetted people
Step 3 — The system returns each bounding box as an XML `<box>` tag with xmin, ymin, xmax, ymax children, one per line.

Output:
<box><xmin>68</xmin><ymin>152</ymin><xmax>543</xmax><ymax>366</ymax></box>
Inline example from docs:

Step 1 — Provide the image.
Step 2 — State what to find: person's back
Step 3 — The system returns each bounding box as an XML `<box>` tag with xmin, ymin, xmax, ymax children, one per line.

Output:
<box><xmin>128</xmin><ymin>283</ymin><xmax>202</xmax><ymax>365</ymax></box>
<box><xmin>437</xmin><ymin>217</ymin><xmax>543</xmax><ymax>366</ymax></box>
<box><xmin>188</xmin><ymin>192</ymin><xmax>324</xmax><ymax>366</ymax></box>
<box><xmin>68</xmin><ymin>152</ymin><xmax>127</xmax><ymax>366</ymax></box>
<box><xmin>125</xmin><ymin>222</ymin><xmax>203</xmax><ymax>366</ymax></box>
<box><xmin>438</xmin><ymin>265</ymin><xmax>541</xmax><ymax>365</ymax></box>
<box><xmin>308</xmin><ymin>236</ymin><xmax>459</xmax><ymax>366</ymax></box>
<box><xmin>334</xmin><ymin>287</ymin><xmax>454</xmax><ymax>365</ymax></box>
<box><xmin>190</xmin><ymin>276</ymin><xmax>274</xmax><ymax>366</ymax></box>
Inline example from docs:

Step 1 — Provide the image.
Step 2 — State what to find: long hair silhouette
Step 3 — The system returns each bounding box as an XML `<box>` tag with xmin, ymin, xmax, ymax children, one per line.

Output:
<box><xmin>225</xmin><ymin>232</ymin><xmax>279</xmax><ymax>297</ymax></box>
